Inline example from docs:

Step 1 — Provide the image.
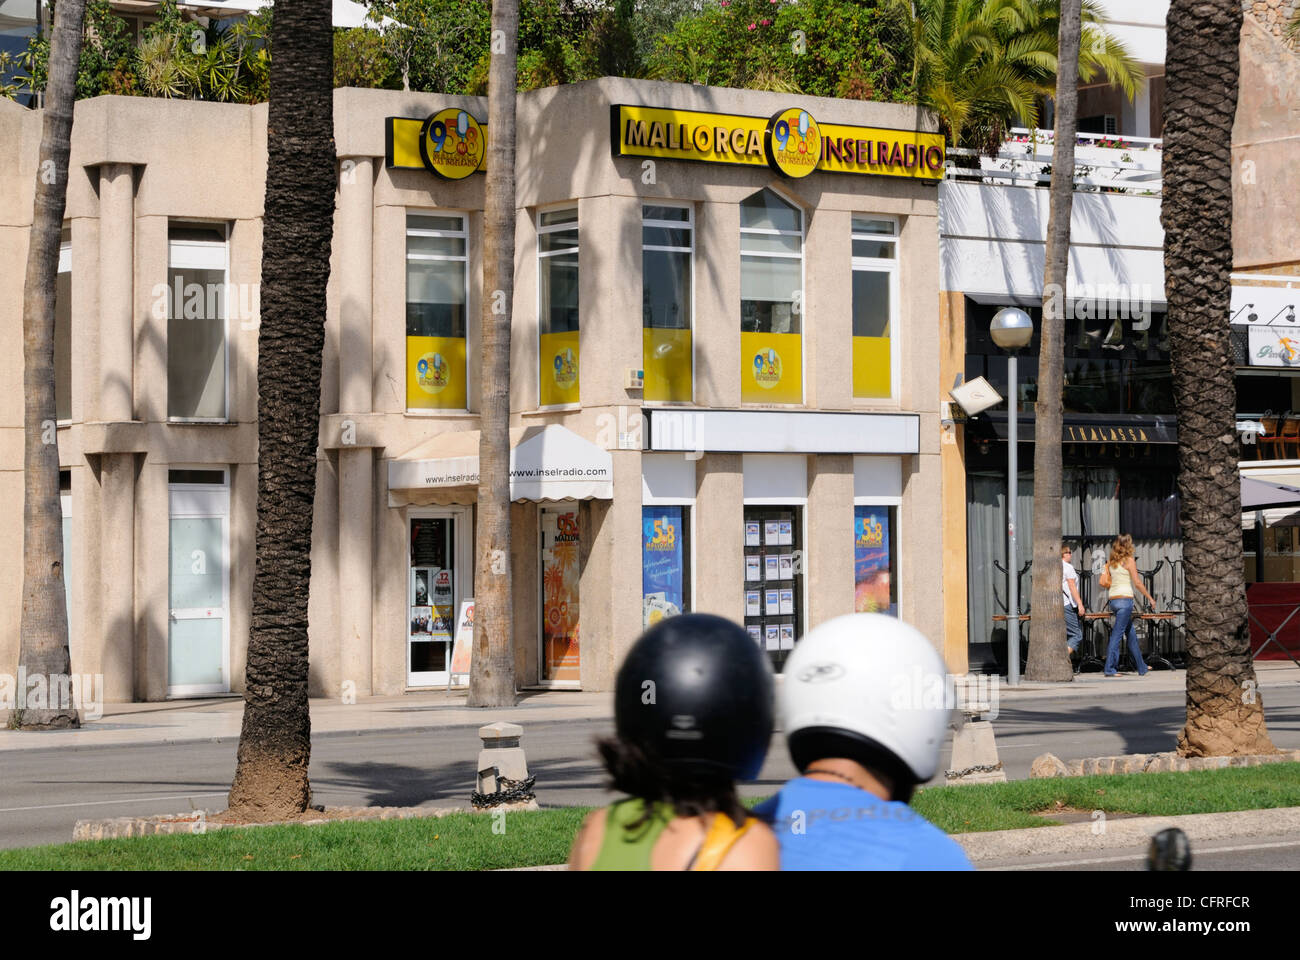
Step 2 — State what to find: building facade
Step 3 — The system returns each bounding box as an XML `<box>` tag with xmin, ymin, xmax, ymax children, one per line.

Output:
<box><xmin>938</xmin><ymin>3</ymin><xmax>1300</xmax><ymax>672</ymax></box>
<box><xmin>0</xmin><ymin>78</ymin><xmax>951</xmax><ymax>700</ymax></box>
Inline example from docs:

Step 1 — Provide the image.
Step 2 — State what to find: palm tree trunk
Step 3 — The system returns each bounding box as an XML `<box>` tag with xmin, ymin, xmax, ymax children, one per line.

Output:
<box><xmin>1025</xmin><ymin>0</ymin><xmax>1080</xmax><ymax>682</ymax></box>
<box><xmin>468</xmin><ymin>0</ymin><xmax>519</xmax><ymax>707</ymax></box>
<box><xmin>1164</xmin><ymin>0</ymin><xmax>1274</xmax><ymax>756</ymax></box>
<box><xmin>16</xmin><ymin>0</ymin><xmax>86</xmax><ymax>730</ymax></box>
<box><xmin>226</xmin><ymin>0</ymin><xmax>336</xmax><ymax>819</ymax></box>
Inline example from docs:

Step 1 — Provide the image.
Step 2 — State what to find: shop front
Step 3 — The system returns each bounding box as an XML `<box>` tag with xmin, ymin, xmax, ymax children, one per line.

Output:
<box><xmin>0</xmin><ymin>78</ymin><xmax>949</xmax><ymax>701</ymax></box>
<box><xmin>959</xmin><ymin>297</ymin><xmax>1184</xmax><ymax>672</ymax></box>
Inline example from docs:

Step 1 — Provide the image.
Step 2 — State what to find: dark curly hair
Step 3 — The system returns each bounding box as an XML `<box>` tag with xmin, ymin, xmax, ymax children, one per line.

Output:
<box><xmin>597</xmin><ymin>736</ymin><xmax>750</xmax><ymax>830</ymax></box>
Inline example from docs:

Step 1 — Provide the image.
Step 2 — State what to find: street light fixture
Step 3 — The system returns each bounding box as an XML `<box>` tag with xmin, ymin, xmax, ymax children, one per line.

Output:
<box><xmin>990</xmin><ymin>306</ymin><xmax>1034</xmax><ymax>687</ymax></box>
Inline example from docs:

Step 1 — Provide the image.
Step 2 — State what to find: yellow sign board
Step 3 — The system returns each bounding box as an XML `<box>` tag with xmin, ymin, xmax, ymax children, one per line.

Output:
<box><xmin>407</xmin><ymin>335</ymin><xmax>467</xmax><ymax>410</ymax></box>
<box><xmin>611</xmin><ymin>104</ymin><xmax>945</xmax><ymax>180</ymax></box>
<box><xmin>643</xmin><ymin>328</ymin><xmax>692</xmax><ymax>402</ymax></box>
<box><xmin>741</xmin><ymin>331</ymin><xmax>802</xmax><ymax>404</ymax></box>
<box><xmin>852</xmin><ymin>335</ymin><xmax>891</xmax><ymax>399</ymax></box>
<box><xmin>386</xmin><ymin>112</ymin><xmax>488</xmax><ymax>178</ymax></box>
<box><xmin>540</xmin><ymin>330</ymin><xmax>580</xmax><ymax>406</ymax></box>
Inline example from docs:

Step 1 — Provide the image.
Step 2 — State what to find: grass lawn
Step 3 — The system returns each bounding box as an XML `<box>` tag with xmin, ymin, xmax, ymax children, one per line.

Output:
<box><xmin>3</xmin><ymin>763</ymin><xmax>1297</xmax><ymax>870</ymax></box>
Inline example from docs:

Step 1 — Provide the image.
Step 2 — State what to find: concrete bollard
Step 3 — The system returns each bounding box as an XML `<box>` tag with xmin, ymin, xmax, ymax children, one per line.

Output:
<box><xmin>945</xmin><ymin>700</ymin><xmax>1007</xmax><ymax>784</ymax></box>
<box><xmin>472</xmin><ymin>721</ymin><xmax>539</xmax><ymax>811</ymax></box>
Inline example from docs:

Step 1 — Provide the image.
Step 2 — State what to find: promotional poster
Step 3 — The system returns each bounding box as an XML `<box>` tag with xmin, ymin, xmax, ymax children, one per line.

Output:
<box><xmin>541</xmin><ymin>509</ymin><xmax>581</xmax><ymax>681</ymax></box>
<box><xmin>642</xmin><ymin>506</ymin><xmax>685</xmax><ymax>627</ymax></box>
<box><xmin>854</xmin><ymin>505</ymin><xmax>895</xmax><ymax>616</ymax></box>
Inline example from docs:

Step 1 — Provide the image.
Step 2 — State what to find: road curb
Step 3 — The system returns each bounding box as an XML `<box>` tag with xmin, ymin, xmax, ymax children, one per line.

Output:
<box><xmin>955</xmin><ymin>806</ymin><xmax>1300</xmax><ymax>863</ymax></box>
<box><xmin>71</xmin><ymin>804</ymin><xmax>466</xmax><ymax>842</ymax></box>
<box><xmin>1030</xmin><ymin>749</ymin><xmax>1300</xmax><ymax>777</ymax></box>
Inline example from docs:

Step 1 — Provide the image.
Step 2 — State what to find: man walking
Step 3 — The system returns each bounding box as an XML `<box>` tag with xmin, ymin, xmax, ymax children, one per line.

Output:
<box><xmin>1063</xmin><ymin>544</ymin><xmax>1083</xmax><ymax>660</ymax></box>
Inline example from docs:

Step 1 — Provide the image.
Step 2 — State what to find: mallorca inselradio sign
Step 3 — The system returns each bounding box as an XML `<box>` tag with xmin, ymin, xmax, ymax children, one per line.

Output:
<box><xmin>610</xmin><ymin>104</ymin><xmax>946</xmax><ymax>180</ymax></box>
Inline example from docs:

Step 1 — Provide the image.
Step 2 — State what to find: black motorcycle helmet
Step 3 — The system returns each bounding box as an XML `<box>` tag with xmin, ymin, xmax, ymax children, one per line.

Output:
<box><xmin>613</xmin><ymin>613</ymin><xmax>774</xmax><ymax>781</ymax></box>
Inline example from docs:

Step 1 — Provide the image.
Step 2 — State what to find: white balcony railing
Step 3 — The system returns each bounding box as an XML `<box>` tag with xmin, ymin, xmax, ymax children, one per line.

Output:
<box><xmin>945</xmin><ymin>127</ymin><xmax>1163</xmax><ymax>196</ymax></box>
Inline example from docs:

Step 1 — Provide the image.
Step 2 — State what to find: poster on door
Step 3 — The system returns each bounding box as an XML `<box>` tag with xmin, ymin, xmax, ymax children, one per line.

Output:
<box><xmin>448</xmin><ymin>598</ymin><xmax>474</xmax><ymax>683</ymax></box>
<box><xmin>542</xmin><ymin>509</ymin><xmax>581</xmax><ymax>682</ymax></box>
<box><xmin>854</xmin><ymin>506</ymin><xmax>895</xmax><ymax>617</ymax></box>
<box><xmin>642</xmin><ymin>506</ymin><xmax>685</xmax><ymax>628</ymax></box>
<box><xmin>429</xmin><ymin>568</ymin><xmax>455</xmax><ymax>640</ymax></box>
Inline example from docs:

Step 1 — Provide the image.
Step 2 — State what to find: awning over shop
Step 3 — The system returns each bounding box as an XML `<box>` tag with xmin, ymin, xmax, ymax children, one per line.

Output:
<box><xmin>1240</xmin><ymin>476</ymin><xmax>1300</xmax><ymax>529</ymax></box>
<box><xmin>388</xmin><ymin>425</ymin><xmax>613</xmax><ymax>506</ymax></box>
<box><xmin>1242</xmin><ymin>476</ymin><xmax>1300</xmax><ymax>510</ymax></box>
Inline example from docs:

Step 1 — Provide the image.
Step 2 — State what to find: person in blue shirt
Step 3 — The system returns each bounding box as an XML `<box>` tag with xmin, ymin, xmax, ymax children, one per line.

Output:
<box><xmin>754</xmin><ymin>613</ymin><xmax>973</xmax><ymax>871</ymax></box>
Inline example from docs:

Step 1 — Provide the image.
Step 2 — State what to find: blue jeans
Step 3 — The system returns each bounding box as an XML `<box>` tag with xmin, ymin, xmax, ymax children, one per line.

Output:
<box><xmin>1105</xmin><ymin>598</ymin><xmax>1148</xmax><ymax>675</ymax></box>
<box><xmin>1065</xmin><ymin>605</ymin><xmax>1082</xmax><ymax>651</ymax></box>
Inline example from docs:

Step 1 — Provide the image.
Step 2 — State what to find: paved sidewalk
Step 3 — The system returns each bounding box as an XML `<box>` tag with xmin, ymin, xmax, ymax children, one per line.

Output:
<box><xmin>1</xmin><ymin>661</ymin><xmax>1295</xmax><ymax>753</ymax></box>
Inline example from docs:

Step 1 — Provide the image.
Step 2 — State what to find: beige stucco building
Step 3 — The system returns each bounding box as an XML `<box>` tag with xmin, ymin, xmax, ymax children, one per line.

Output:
<box><xmin>0</xmin><ymin>78</ymin><xmax>951</xmax><ymax>701</ymax></box>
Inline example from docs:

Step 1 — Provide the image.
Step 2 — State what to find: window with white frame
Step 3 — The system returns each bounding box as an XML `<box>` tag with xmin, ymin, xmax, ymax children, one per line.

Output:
<box><xmin>642</xmin><ymin>203</ymin><xmax>693</xmax><ymax>402</ymax></box>
<box><xmin>740</xmin><ymin>189</ymin><xmax>803</xmax><ymax>335</ymax></box>
<box><xmin>851</xmin><ymin>215</ymin><xmax>899</xmax><ymax>400</ymax></box>
<box><xmin>406</xmin><ymin>212</ymin><xmax>470</xmax><ymax>411</ymax></box>
<box><xmin>740</xmin><ymin>189</ymin><xmax>804</xmax><ymax>405</ymax></box>
<box><xmin>167</xmin><ymin>221</ymin><xmax>229</xmax><ymax>420</ymax></box>
<box><xmin>538</xmin><ymin>206</ymin><xmax>580</xmax><ymax>406</ymax></box>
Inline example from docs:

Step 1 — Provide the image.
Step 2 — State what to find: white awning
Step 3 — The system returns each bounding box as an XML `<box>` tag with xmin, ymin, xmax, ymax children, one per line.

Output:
<box><xmin>388</xmin><ymin>425</ymin><xmax>613</xmax><ymax>505</ymax></box>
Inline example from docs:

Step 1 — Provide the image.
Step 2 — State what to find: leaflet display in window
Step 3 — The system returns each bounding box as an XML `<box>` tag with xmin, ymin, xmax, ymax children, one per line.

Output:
<box><xmin>741</xmin><ymin>506</ymin><xmax>803</xmax><ymax>670</ymax></box>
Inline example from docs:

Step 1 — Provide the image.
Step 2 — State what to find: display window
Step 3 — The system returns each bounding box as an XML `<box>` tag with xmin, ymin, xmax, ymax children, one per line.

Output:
<box><xmin>540</xmin><ymin>505</ymin><xmax>581</xmax><ymax>682</ymax></box>
<box><xmin>538</xmin><ymin>206</ymin><xmax>580</xmax><ymax>407</ymax></box>
<box><xmin>642</xmin><ymin>505</ymin><xmax>691</xmax><ymax>627</ymax></box>
<box><xmin>742</xmin><ymin>505</ymin><xmax>802</xmax><ymax>671</ymax></box>
<box><xmin>406</xmin><ymin>212</ymin><xmax>469</xmax><ymax>411</ymax></box>
<box><xmin>851</xmin><ymin>216</ymin><xmax>899</xmax><ymax>400</ymax></box>
<box><xmin>642</xmin><ymin>203</ymin><xmax>693</xmax><ymax>402</ymax></box>
<box><xmin>740</xmin><ymin>189</ymin><xmax>804</xmax><ymax>404</ymax></box>
<box><xmin>854</xmin><ymin>504</ymin><xmax>898</xmax><ymax>616</ymax></box>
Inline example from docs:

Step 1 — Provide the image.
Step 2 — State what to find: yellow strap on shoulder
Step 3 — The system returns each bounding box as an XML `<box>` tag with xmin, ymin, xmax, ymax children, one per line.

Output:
<box><xmin>690</xmin><ymin>814</ymin><xmax>754</xmax><ymax>872</ymax></box>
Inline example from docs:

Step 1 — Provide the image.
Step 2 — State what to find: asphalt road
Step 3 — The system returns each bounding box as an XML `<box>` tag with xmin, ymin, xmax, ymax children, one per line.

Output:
<box><xmin>2</xmin><ymin>684</ymin><xmax>1298</xmax><ymax>859</ymax></box>
<box><xmin>981</xmin><ymin>835</ymin><xmax>1300</xmax><ymax>870</ymax></box>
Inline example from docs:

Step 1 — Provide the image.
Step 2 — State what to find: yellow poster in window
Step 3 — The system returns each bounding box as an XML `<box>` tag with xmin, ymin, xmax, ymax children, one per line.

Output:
<box><xmin>407</xmin><ymin>336</ymin><xmax>467</xmax><ymax>410</ymax></box>
<box><xmin>852</xmin><ymin>336</ymin><xmax>891</xmax><ymax>399</ymax></box>
<box><xmin>741</xmin><ymin>331</ymin><xmax>802</xmax><ymax>404</ymax></box>
<box><xmin>540</xmin><ymin>330</ymin><xmax>580</xmax><ymax>406</ymax></box>
<box><xmin>643</xmin><ymin>328</ymin><xmax>692</xmax><ymax>402</ymax></box>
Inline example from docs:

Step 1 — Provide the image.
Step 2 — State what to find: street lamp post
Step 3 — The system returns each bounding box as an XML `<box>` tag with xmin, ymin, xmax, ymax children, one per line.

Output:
<box><xmin>990</xmin><ymin>307</ymin><xmax>1034</xmax><ymax>686</ymax></box>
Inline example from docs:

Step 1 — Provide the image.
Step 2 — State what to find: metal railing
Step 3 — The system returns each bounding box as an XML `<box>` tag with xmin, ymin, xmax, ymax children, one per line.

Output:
<box><xmin>945</xmin><ymin>127</ymin><xmax>1163</xmax><ymax>196</ymax></box>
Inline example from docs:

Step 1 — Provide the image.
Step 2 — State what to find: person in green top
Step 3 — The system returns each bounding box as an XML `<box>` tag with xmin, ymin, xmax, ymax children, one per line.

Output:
<box><xmin>568</xmin><ymin>614</ymin><xmax>780</xmax><ymax>871</ymax></box>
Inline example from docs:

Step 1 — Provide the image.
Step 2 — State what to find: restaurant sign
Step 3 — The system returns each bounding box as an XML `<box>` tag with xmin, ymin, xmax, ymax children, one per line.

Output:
<box><xmin>610</xmin><ymin>104</ymin><xmax>945</xmax><ymax>180</ymax></box>
<box><xmin>1248</xmin><ymin>326</ymin><xmax>1300</xmax><ymax>368</ymax></box>
<box><xmin>990</xmin><ymin>417</ymin><xmax>1176</xmax><ymax>444</ymax></box>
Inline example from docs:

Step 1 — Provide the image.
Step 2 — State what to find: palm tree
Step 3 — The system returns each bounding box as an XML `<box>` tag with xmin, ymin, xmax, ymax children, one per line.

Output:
<box><xmin>226</xmin><ymin>0</ymin><xmax>336</xmax><ymax>819</ymax></box>
<box><xmin>1163</xmin><ymin>0</ymin><xmax>1274</xmax><ymax>756</ymax></box>
<box><xmin>887</xmin><ymin>0</ymin><xmax>1143</xmax><ymax>151</ymax></box>
<box><xmin>16</xmin><ymin>0</ymin><xmax>86</xmax><ymax>729</ymax></box>
<box><xmin>467</xmin><ymin>0</ymin><xmax>519</xmax><ymax>708</ymax></box>
<box><xmin>1024</xmin><ymin>0</ymin><xmax>1078</xmax><ymax>682</ymax></box>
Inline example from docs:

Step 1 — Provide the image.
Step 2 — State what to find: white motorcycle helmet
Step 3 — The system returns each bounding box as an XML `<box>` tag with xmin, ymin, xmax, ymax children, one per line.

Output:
<box><xmin>781</xmin><ymin>613</ymin><xmax>951</xmax><ymax>801</ymax></box>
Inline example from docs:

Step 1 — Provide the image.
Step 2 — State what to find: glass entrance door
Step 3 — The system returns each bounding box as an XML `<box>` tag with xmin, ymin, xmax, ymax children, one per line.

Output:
<box><xmin>168</xmin><ymin>473</ymin><xmax>231</xmax><ymax>696</ymax></box>
<box><xmin>409</xmin><ymin>514</ymin><xmax>459</xmax><ymax>686</ymax></box>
